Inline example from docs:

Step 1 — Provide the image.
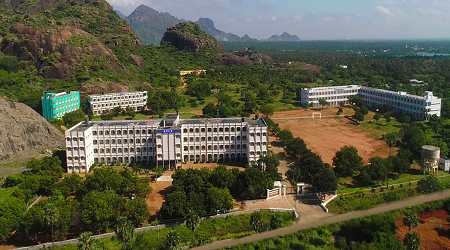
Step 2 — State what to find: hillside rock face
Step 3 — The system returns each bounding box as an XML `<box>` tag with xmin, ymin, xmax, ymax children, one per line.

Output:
<box><xmin>235</xmin><ymin>47</ymin><xmax>272</xmax><ymax>64</ymax></box>
<box><xmin>161</xmin><ymin>22</ymin><xmax>223</xmax><ymax>52</ymax></box>
<box><xmin>195</xmin><ymin>17</ymin><xmax>245</xmax><ymax>42</ymax></box>
<box><xmin>3</xmin><ymin>23</ymin><xmax>125</xmax><ymax>79</ymax></box>
<box><xmin>267</xmin><ymin>32</ymin><xmax>300</xmax><ymax>42</ymax></box>
<box><xmin>0</xmin><ymin>97</ymin><xmax>64</xmax><ymax>162</ymax></box>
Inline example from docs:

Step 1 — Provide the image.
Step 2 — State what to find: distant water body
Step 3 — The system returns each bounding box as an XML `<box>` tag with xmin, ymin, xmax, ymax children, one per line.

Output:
<box><xmin>417</xmin><ymin>52</ymin><xmax>450</xmax><ymax>57</ymax></box>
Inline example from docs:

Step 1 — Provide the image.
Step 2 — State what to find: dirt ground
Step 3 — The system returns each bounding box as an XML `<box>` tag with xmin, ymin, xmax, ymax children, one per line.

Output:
<box><xmin>396</xmin><ymin>210</ymin><xmax>450</xmax><ymax>250</ymax></box>
<box><xmin>271</xmin><ymin>107</ymin><xmax>395</xmax><ymax>164</ymax></box>
<box><xmin>147</xmin><ymin>180</ymin><xmax>173</xmax><ymax>219</ymax></box>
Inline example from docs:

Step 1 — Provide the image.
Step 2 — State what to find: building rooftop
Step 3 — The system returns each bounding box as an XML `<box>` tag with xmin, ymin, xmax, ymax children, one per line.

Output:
<box><xmin>88</xmin><ymin>91</ymin><xmax>147</xmax><ymax>97</ymax></box>
<box><xmin>360</xmin><ymin>86</ymin><xmax>429</xmax><ymax>100</ymax></box>
<box><xmin>45</xmin><ymin>91</ymin><xmax>79</xmax><ymax>98</ymax></box>
<box><xmin>67</xmin><ymin>116</ymin><xmax>267</xmax><ymax>133</ymax></box>
<box><xmin>303</xmin><ymin>85</ymin><xmax>360</xmax><ymax>91</ymax></box>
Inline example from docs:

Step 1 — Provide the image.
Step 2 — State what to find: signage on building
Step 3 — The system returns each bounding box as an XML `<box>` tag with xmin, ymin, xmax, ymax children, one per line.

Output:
<box><xmin>155</xmin><ymin>129</ymin><xmax>181</xmax><ymax>133</ymax></box>
<box><xmin>334</xmin><ymin>89</ymin><xmax>344</xmax><ymax>91</ymax></box>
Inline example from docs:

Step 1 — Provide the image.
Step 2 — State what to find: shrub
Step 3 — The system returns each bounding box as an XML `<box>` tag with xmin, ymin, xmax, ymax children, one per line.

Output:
<box><xmin>3</xmin><ymin>173</ymin><xmax>24</xmax><ymax>188</ymax></box>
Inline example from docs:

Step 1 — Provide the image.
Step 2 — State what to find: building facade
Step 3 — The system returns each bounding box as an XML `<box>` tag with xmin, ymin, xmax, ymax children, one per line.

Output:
<box><xmin>301</xmin><ymin>85</ymin><xmax>360</xmax><ymax>107</ymax></box>
<box><xmin>65</xmin><ymin>114</ymin><xmax>268</xmax><ymax>173</ymax></box>
<box><xmin>88</xmin><ymin>91</ymin><xmax>148</xmax><ymax>116</ymax></box>
<box><xmin>301</xmin><ymin>85</ymin><xmax>442</xmax><ymax>118</ymax></box>
<box><xmin>42</xmin><ymin>91</ymin><xmax>80</xmax><ymax>120</ymax></box>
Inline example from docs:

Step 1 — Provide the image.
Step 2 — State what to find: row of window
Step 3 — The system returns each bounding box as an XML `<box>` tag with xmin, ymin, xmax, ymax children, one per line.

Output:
<box><xmin>309</xmin><ymin>95</ymin><xmax>354</xmax><ymax>102</ymax></box>
<box><xmin>183</xmin><ymin>135</ymin><xmax>249</xmax><ymax>142</ymax></box>
<box><xmin>67</xmin><ymin>137</ymin><xmax>85</xmax><ymax>142</ymax></box>
<box><xmin>93</xmin><ymin>138</ymin><xmax>157</xmax><ymax>145</ymax></box>
<box><xmin>183</xmin><ymin>127</ymin><xmax>247</xmax><ymax>133</ymax></box>
<box><xmin>93</xmin><ymin>147</ymin><xmax>163</xmax><ymax>153</ymax></box>
<box><xmin>309</xmin><ymin>89</ymin><xmax>358</xmax><ymax>96</ymax></box>
<box><xmin>90</xmin><ymin>94</ymin><xmax>147</xmax><ymax>102</ymax></box>
<box><xmin>184</xmin><ymin>144</ymin><xmax>249</xmax><ymax>151</ymax></box>
<box><xmin>360</xmin><ymin>89</ymin><xmax>425</xmax><ymax>104</ymax></box>
<box><xmin>92</xmin><ymin>129</ymin><xmax>159</xmax><ymax>136</ymax></box>
<box><xmin>52</xmin><ymin>97</ymin><xmax>78</xmax><ymax>105</ymax></box>
<box><xmin>93</xmin><ymin>101</ymin><xmax>145</xmax><ymax>108</ymax></box>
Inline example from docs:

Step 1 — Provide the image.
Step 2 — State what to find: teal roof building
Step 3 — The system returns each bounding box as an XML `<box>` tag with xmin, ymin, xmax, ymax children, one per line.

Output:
<box><xmin>42</xmin><ymin>91</ymin><xmax>80</xmax><ymax>120</ymax></box>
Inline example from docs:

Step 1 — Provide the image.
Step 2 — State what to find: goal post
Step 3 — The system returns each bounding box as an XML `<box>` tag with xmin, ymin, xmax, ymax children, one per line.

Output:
<box><xmin>312</xmin><ymin>112</ymin><xmax>322</xmax><ymax>119</ymax></box>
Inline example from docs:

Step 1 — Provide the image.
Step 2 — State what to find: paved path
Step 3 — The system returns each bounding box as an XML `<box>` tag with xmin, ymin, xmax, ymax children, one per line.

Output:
<box><xmin>191</xmin><ymin>189</ymin><xmax>450</xmax><ymax>250</ymax></box>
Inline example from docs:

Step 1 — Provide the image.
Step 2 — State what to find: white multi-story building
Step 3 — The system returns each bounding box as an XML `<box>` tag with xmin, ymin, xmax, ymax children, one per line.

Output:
<box><xmin>88</xmin><ymin>91</ymin><xmax>148</xmax><ymax>116</ymax></box>
<box><xmin>65</xmin><ymin>114</ymin><xmax>268</xmax><ymax>173</ymax></box>
<box><xmin>301</xmin><ymin>85</ymin><xmax>360</xmax><ymax>107</ymax></box>
<box><xmin>301</xmin><ymin>85</ymin><xmax>441</xmax><ymax>118</ymax></box>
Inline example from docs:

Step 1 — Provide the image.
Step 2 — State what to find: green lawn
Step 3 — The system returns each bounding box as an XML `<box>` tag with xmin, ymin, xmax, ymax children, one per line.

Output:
<box><xmin>359</xmin><ymin>117</ymin><xmax>402</xmax><ymax>139</ymax></box>
<box><xmin>0</xmin><ymin>186</ymin><xmax>18</xmax><ymax>203</ymax></box>
<box><xmin>338</xmin><ymin>170</ymin><xmax>450</xmax><ymax>194</ymax></box>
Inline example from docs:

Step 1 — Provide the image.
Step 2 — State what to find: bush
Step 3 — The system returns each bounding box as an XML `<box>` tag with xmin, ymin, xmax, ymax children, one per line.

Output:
<box><xmin>3</xmin><ymin>173</ymin><xmax>24</xmax><ymax>188</ymax></box>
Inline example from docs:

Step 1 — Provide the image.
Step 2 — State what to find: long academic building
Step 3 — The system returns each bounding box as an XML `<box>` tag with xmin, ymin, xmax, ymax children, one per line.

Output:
<box><xmin>301</xmin><ymin>85</ymin><xmax>441</xmax><ymax>118</ymax></box>
<box><xmin>65</xmin><ymin>114</ymin><xmax>268</xmax><ymax>173</ymax></box>
<box><xmin>88</xmin><ymin>91</ymin><xmax>148</xmax><ymax>116</ymax></box>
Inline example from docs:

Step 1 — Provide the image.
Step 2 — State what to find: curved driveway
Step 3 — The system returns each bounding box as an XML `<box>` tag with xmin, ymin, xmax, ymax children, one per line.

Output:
<box><xmin>191</xmin><ymin>189</ymin><xmax>450</xmax><ymax>250</ymax></box>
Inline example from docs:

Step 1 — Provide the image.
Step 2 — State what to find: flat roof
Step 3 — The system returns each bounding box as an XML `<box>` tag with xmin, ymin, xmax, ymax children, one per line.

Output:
<box><xmin>89</xmin><ymin>91</ymin><xmax>147</xmax><ymax>97</ymax></box>
<box><xmin>360</xmin><ymin>86</ymin><xmax>426</xmax><ymax>99</ymax></box>
<box><xmin>68</xmin><ymin>117</ymin><xmax>265</xmax><ymax>133</ymax></box>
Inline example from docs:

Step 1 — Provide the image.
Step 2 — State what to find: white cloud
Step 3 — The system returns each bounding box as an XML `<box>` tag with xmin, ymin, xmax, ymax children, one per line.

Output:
<box><xmin>373</xmin><ymin>5</ymin><xmax>393</xmax><ymax>16</ymax></box>
<box><xmin>271</xmin><ymin>16</ymin><xmax>277</xmax><ymax>21</ymax></box>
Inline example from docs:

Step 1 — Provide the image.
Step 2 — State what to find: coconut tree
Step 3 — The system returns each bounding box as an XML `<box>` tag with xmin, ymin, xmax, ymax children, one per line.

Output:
<box><xmin>404</xmin><ymin>232</ymin><xmax>420</xmax><ymax>250</ymax></box>
<box><xmin>384</xmin><ymin>132</ymin><xmax>400</xmax><ymax>157</ymax></box>
<box><xmin>186</xmin><ymin>210</ymin><xmax>200</xmax><ymax>245</ymax></box>
<box><xmin>44</xmin><ymin>203</ymin><xmax>59</xmax><ymax>249</ymax></box>
<box><xmin>77</xmin><ymin>231</ymin><xmax>97</xmax><ymax>250</ymax></box>
<box><xmin>403</xmin><ymin>213</ymin><xmax>419</xmax><ymax>232</ymax></box>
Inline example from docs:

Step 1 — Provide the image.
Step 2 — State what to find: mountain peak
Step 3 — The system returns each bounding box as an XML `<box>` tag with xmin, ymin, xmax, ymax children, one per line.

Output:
<box><xmin>267</xmin><ymin>32</ymin><xmax>300</xmax><ymax>42</ymax></box>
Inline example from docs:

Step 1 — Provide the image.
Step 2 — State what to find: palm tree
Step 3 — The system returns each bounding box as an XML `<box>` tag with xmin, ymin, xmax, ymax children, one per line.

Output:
<box><xmin>404</xmin><ymin>232</ymin><xmax>420</xmax><ymax>250</ymax></box>
<box><xmin>403</xmin><ymin>213</ymin><xmax>419</xmax><ymax>232</ymax></box>
<box><xmin>131</xmin><ymin>163</ymin><xmax>141</xmax><ymax>176</ymax></box>
<box><xmin>115</xmin><ymin>217</ymin><xmax>135</xmax><ymax>250</ymax></box>
<box><xmin>165</xmin><ymin>230</ymin><xmax>181</xmax><ymax>250</ymax></box>
<box><xmin>77</xmin><ymin>231</ymin><xmax>97</xmax><ymax>250</ymax></box>
<box><xmin>44</xmin><ymin>203</ymin><xmax>59</xmax><ymax>249</ymax></box>
<box><xmin>384</xmin><ymin>132</ymin><xmax>400</xmax><ymax>157</ymax></box>
<box><xmin>186</xmin><ymin>210</ymin><xmax>200</xmax><ymax>245</ymax></box>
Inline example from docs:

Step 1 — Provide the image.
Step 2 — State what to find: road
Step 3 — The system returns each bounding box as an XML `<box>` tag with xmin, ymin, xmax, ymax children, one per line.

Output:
<box><xmin>191</xmin><ymin>189</ymin><xmax>450</xmax><ymax>250</ymax></box>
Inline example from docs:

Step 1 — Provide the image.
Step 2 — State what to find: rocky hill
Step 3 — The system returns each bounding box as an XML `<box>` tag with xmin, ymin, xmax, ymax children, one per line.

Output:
<box><xmin>126</xmin><ymin>5</ymin><xmax>181</xmax><ymax>44</ymax></box>
<box><xmin>195</xmin><ymin>17</ymin><xmax>247</xmax><ymax>42</ymax></box>
<box><xmin>234</xmin><ymin>47</ymin><xmax>271</xmax><ymax>64</ymax></box>
<box><xmin>0</xmin><ymin>0</ymin><xmax>141</xmax><ymax>79</ymax></box>
<box><xmin>0</xmin><ymin>97</ymin><xmax>64</xmax><ymax>163</ymax></box>
<box><xmin>115</xmin><ymin>10</ymin><xmax>127</xmax><ymax>19</ymax></box>
<box><xmin>267</xmin><ymin>32</ymin><xmax>300</xmax><ymax>42</ymax></box>
<box><xmin>161</xmin><ymin>22</ymin><xmax>224</xmax><ymax>52</ymax></box>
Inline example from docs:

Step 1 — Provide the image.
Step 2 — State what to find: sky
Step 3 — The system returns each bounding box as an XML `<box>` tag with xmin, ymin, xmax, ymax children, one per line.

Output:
<box><xmin>107</xmin><ymin>0</ymin><xmax>450</xmax><ymax>40</ymax></box>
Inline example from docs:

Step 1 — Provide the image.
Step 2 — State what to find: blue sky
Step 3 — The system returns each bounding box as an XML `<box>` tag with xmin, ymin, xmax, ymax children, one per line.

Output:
<box><xmin>107</xmin><ymin>0</ymin><xmax>450</xmax><ymax>40</ymax></box>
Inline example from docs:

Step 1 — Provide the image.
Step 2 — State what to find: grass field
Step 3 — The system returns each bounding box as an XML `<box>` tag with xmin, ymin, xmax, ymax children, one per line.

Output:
<box><xmin>337</xmin><ymin>169</ymin><xmax>450</xmax><ymax>194</ymax></box>
<box><xmin>359</xmin><ymin>116</ymin><xmax>402</xmax><ymax>139</ymax></box>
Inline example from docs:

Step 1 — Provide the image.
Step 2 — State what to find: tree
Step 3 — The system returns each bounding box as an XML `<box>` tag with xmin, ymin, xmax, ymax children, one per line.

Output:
<box><xmin>374</xmin><ymin>113</ymin><xmax>382</xmax><ymax>121</ymax></box>
<box><xmin>100</xmin><ymin>110</ymin><xmax>113</xmax><ymax>120</ymax></box>
<box><xmin>349</xmin><ymin>96</ymin><xmax>363</xmax><ymax>107</ymax></box>
<box><xmin>333</xmin><ymin>146</ymin><xmax>363</xmax><ymax>177</ymax></box>
<box><xmin>277</xmin><ymin>130</ymin><xmax>293</xmax><ymax>143</ymax></box>
<box><xmin>125</xmin><ymin>198</ymin><xmax>150</xmax><ymax>226</ymax></box>
<box><xmin>63</xmin><ymin>109</ymin><xmax>85</xmax><ymax>128</ymax></box>
<box><xmin>77</xmin><ymin>231</ymin><xmax>97</xmax><ymax>250</ymax></box>
<box><xmin>354</xmin><ymin>110</ymin><xmax>365</xmax><ymax>122</ymax></box>
<box><xmin>404</xmin><ymin>232</ymin><xmax>420</xmax><ymax>250</ymax></box>
<box><xmin>56</xmin><ymin>173</ymin><xmax>83</xmax><ymax>197</ymax></box>
<box><xmin>270</xmin><ymin>213</ymin><xmax>283</xmax><ymax>230</ymax></box>
<box><xmin>258</xmin><ymin>152</ymin><xmax>282</xmax><ymax>181</ymax></box>
<box><xmin>417</xmin><ymin>176</ymin><xmax>440</xmax><ymax>194</ymax></box>
<box><xmin>125</xmin><ymin>107</ymin><xmax>136</xmax><ymax>119</ymax></box>
<box><xmin>250</xmin><ymin>211</ymin><xmax>265</xmax><ymax>233</ymax></box>
<box><xmin>154</xmin><ymin>166</ymin><xmax>164</xmax><ymax>178</ymax></box>
<box><xmin>44</xmin><ymin>202</ymin><xmax>60</xmax><ymax>247</ymax></box>
<box><xmin>260</xmin><ymin>104</ymin><xmax>275</xmax><ymax>117</ymax></box>
<box><xmin>403</xmin><ymin>214</ymin><xmax>419</xmax><ymax>232</ymax></box>
<box><xmin>131</xmin><ymin>163</ymin><xmax>141</xmax><ymax>175</ymax></box>
<box><xmin>359</xmin><ymin>105</ymin><xmax>369</xmax><ymax>115</ymax></box>
<box><xmin>384</xmin><ymin>111</ymin><xmax>392</xmax><ymax>123</ymax></box>
<box><xmin>186</xmin><ymin>210</ymin><xmax>200</xmax><ymax>244</ymax></box>
<box><xmin>318</xmin><ymin>98</ymin><xmax>328</xmax><ymax>108</ymax></box>
<box><xmin>165</xmin><ymin>230</ymin><xmax>181</xmax><ymax>250</ymax></box>
<box><xmin>381</xmin><ymin>104</ymin><xmax>392</xmax><ymax>114</ymax></box>
<box><xmin>209</xmin><ymin>165</ymin><xmax>237</xmax><ymax>190</ymax></box>
<box><xmin>202</xmin><ymin>103</ymin><xmax>217</xmax><ymax>117</ymax></box>
<box><xmin>236</xmin><ymin>167</ymin><xmax>274</xmax><ymax>200</ymax></box>
<box><xmin>285</xmin><ymin>138</ymin><xmax>307</xmax><ymax>160</ymax></box>
<box><xmin>384</xmin><ymin>132</ymin><xmax>400</xmax><ymax>157</ymax></box>
<box><xmin>83</xmin><ymin>167</ymin><xmax>123</xmax><ymax>194</ymax></box>
<box><xmin>161</xmin><ymin>191</ymin><xmax>188</xmax><ymax>219</ymax></box>
<box><xmin>205</xmin><ymin>187</ymin><xmax>233</xmax><ymax>213</ymax></box>
<box><xmin>390</xmin><ymin>156</ymin><xmax>411</xmax><ymax>175</ymax></box>
<box><xmin>115</xmin><ymin>217</ymin><xmax>135</xmax><ymax>250</ymax></box>
<box><xmin>81</xmin><ymin>190</ymin><xmax>125</xmax><ymax>232</ymax></box>
<box><xmin>313</xmin><ymin>167</ymin><xmax>338</xmax><ymax>192</ymax></box>
<box><xmin>367</xmin><ymin>157</ymin><xmax>390</xmax><ymax>183</ymax></box>
<box><xmin>3</xmin><ymin>173</ymin><xmax>24</xmax><ymax>188</ymax></box>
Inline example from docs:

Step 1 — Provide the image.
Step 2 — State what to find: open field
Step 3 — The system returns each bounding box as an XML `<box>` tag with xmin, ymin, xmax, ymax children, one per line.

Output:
<box><xmin>396</xmin><ymin>210</ymin><xmax>450</xmax><ymax>250</ymax></box>
<box><xmin>147</xmin><ymin>181</ymin><xmax>173</xmax><ymax>220</ymax></box>
<box><xmin>271</xmin><ymin>107</ymin><xmax>397</xmax><ymax>164</ymax></box>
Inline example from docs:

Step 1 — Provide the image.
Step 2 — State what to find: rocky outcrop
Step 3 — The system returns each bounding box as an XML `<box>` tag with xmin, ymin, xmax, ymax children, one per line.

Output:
<box><xmin>195</xmin><ymin>17</ymin><xmax>247</xmax><ymax>42</ymax></box>
<box><xmin>234</xmin><ymin>47</ymin><xmax>272</xmax><ymax>64</ymax></box>
<box><xmin>267</xmin><ymin>32</ymin><xmax>300</xmax><ymax>42</ymax></box>
<box><xmin>161</xmin><ymin>22</ymin><xmax>223</xmax><ymax>52</ymax></box>
<box><xmin>129</xmin><ymin>54</ymin><xmax>145</xmax><ymax>68</ymax></box>
<box><xmin>3</xmin><ymin>23</ymin><xmax>125</xmax><ymax>79</ymax></box>
<box><xmin>0</xmin><ymin>97</ymin><xmax>64</xmax><ymax>162</ymax></box>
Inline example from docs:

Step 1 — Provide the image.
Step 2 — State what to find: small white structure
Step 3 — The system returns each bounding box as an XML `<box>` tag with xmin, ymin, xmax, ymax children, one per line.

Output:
<box><xmin>88</xmin><ymin>91</ymin><xmax>148</xmax><ymax>116</ymax></box>
<box><xmin>266</xmin><ymin>181</ymin><xmax>286</xmax><ymax>200</ymax></box>
<box><xmin>439</xmin><ymin>158</ymin><xmax>450</xmax><ymax>172</ymax></box>
<box><xmin>340</xmin><ymin>65</ymin><xmax>348</xmax><ymax>69</ymax></box>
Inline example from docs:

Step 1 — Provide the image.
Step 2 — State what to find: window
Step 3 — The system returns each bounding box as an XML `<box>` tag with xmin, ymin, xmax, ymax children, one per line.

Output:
<box><xmin>111</xmin><ymin>130</ymin><xmax>115</xmax><ymax>135</ymax></box>
<box><xmin>67</xmin><ymin>147</ymin><xmax>72</xmax><ymax>151</ymax></box>
<box><xmin>202</xmin><ymin>145</ymin><xmax>206</xmax><ymax>150</ymax></box>
<box><xmin>130</xmin><ymin>139</ymin><xmax>134</xmax><ymax>143</ymax></box>
<box><xmin>112</xmin><ymin>148</ymin><xmax>116</xmax><ymax>153</ymax></box>
<box><xmin>225</xmin><ymin>145</ymin><xmax>229</xmax><ymax>149</ymax></box>
<box><xmin>225</xmin><ymin>136</ymin><xmax>229</xmax><ymax>141</ymax></box>
<box><xmin>117</xmin><ymin>130</ymin><xmax>121</xmax><ymax>135</ymax></box>
<box><xmin>136</xmin><ymin>130</ymin><xmax>140</xmax><ymax>135</ymax></box>
<box><xmin>94</xmin><ymin>149</ymin><xmax>98</xmax><ymax>153</ymax></box>
<box><xmin>184</xmin><ymin>146</ymin><xmax>188</xmax><ymax>151</ymax></box>
<box><xmin>243</xmin><ymin>127</ymin><xmax>247</xmax><ymax>132</ymax></box>
<box><xmin>117</xmin><ymin>139</ymin><xmax>122</xmax><ymax>144</ymax></box>
<box><xmin>219</xmin><ymin>136</ymin><xmax>223</xmax><ymax>141</ymax></box>
<box><xmin>208</xmin><ymin>137</ymin><xmax>212</xmax><ymax>141</ymax></box>
<box><xmin>118</xmin><ymin>148</ymin><xmax>122</xmax><ymax>153</ymax></box>
<box><xmin>142</xmin><ymin>138</ymin><xmax>147</xmax><ymax>143</ymax></box>
<box><xmin>208</xmin><ymin>128</ymin><xmax>212</xmax><ymax>132</ymax></box>
<box><xmin>136</xmin><ymin>139</ymin><xmax>141</xmax><ymax>143</ymax></box>
<box><xmin>92</xmin><ymin>131</ymin><xmax>97</xmax><ymax>135</ymax></box>
<box><xmin>214</xmin><ymin>137</ymin><xmax>218</xmax><ymax>141</ymax></box>
<box><xmin>243</xmin><ymin>144</ymin><xmax>247</xmax><ymax>149</ymax></box>
<box><xmin>93</xmin><ymin>140</ymin><xmax>98</xmax><ymax>145</ymax></box>
<box><xmin>225</xmin><ymin>127</ymin><xmax>229</xmax><ymax>132</ymax></box>
<box><xmin>105</xmin><ymin>139</ymin><xmax>110</xmax><ymax>144</ymax></box>
<box><xmin>190</xmin><ymin>128</ymin><xmax>194</xmax><ymax>133</ymax></box>
<box><xmin>214</xmin><ymin>145</ymin><xmax>218</xmax><ymax>150</ymax></box>
<box><xmin>130</xmin><ymin>148</ymin><xmax>134</xmax><ymax>152</ymax></box>
<box><xmin>183</xmin><ymin>129</ymin><xmax>188</xmax><ymax>133</ymax></box>
<box><xmin>190</xmin><ymin>146</ymin><xmax>194</xmax><ymax>150</ymax></box>
<box><xmin>137</xmin><ymin>148</ymin><xmax>141</xmax><ymax>152</ymax></box>
<box><xmin>123</xmin><ymin>139</ymin><xmax>128</xmax><ymax>144</ymax></box>
<box><xmin>129</xmin><ymin>130</ymin><xmax>133</xmax><ymax>135</ymax></box>
<box><xmin>79</xmin><ymin>137</ymin><xmax>84</xmax><ymax>141</ymax></box>
<box><xmin>123</xmin><ymin>130</ymin><xmax>127</xmax><ymax>135</ymax></box>
<box><xmin>250</xmin><ymin>133</ymin><xmax>255</xmax><ymax>136</ymax></box>
<box><xmin>196</xmin><ymin>137</ymin><xmax>200</xmax><ymax>142</ymax></box>
<box><xmin>220</xmin><ymin>145</ymin><xmax>224</xmax><ymax>149</ymax></box>
<box><xmin>124</xmin><ymin>148</ymin><xmax>128</xmax><ymax>153</ymax></box>
<box><xmin>242</xmin><ymin>136</ymin><xmax>247</xmax><ymax>141</ymax></box>
<box><xmin>190</xmin><ymin>137</ymin><xmax>194</xmax><ymax>142</ymax></box>
<box><xmin>100</xmin><ymin>148</ymin><xmax>104</xmax><ymax>153</ymax></box>
<box><xmin>263</xmin><ymin>133</ymin><xmax>267</xmax><ymax>136</ymax></box>
<box><xmin>196</xmin><ymin>146</ymin><xmax>200</xmax><ymax>150</ymax></box>
<box><xmin>231</xmin><ymin>145</ymin><xmax>235</xmax><ymax>149</ymax></box>
<box><xmin>99</xmin><ymin>140</ymin><xmax>104</xmax><ymax>144</ymax></box>
<box><xmin>237</xmin><ymin>127</ymin><xmax>241</xmax><ymax>132</ymax></box>
<box><xmin>99</xmin><ymin>131</ymin><xmax>103</xmax><ymax>136</ymax></box>
<box><xmin>72</xmin><ymin>137</ymin><xmax>78</xmax><ymax>141</ymax></box>
<box><xmin>237</xmin><ymin>136</ymin><xmax>241</xmax><ymax>140</ymax></box>
<box><xmin>231</xmin><ymin>127</ymin><xmax>235</xmax><ymax>132</ymax></box>
<box><xmin>195</xmin><ymin>128</ymin><xmax>199</xmax><ymax>133</ymax></box>
<box><xmin>208</xmin><ymin>145</ymin><xmax>212</xmax><ymax>150</ymax></box>
<box><xmin>201</xmin><ymin>128</ymin><xmax>206</xmax><ymax>132</ymax></box>
<box><xmin>219</xmin><ymin>127</ymin><xmax>223</xmax><ymax>132</ymax></box>
<box><xmin>148</xmin><ymin>129</ymin><xmax>153</xmax><ymax>134</ymax></box>
<box><xmin>157</xmin><ymin>145</ymin><xmax>162</xmax><ymax>148</ymax></box>
<box><xmin>149</xmin><ymin>147</ymin><xmax>153</xmax><ymax>152</ymax></box>
<box><xmin>105</xmin><ymin>130</ymin><xmax>109</xmax><ymax>135</ymax></box>
<box><xmin>176</xmin><ymin>144</ymin><xmax>181</xmax><ymax>148</ymax></box>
